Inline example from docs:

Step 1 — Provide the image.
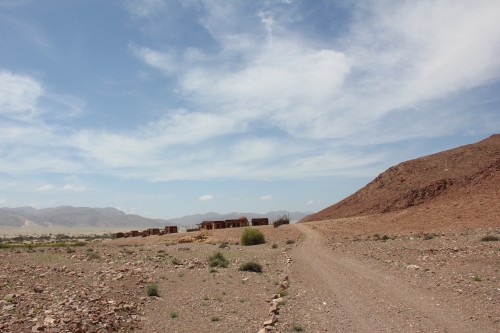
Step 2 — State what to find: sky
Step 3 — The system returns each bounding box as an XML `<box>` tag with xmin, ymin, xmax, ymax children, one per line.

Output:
<box><xmin>0</xmin><ymin>0</ymin><xmax>499</xmax><ymax>219</ymax></box>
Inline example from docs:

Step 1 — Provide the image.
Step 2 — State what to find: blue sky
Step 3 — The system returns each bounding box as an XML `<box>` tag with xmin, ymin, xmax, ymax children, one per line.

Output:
<box><xmin>0</xmin><ymin>0</ymin><xmax>499</xmax><ymax>219</ymax></box>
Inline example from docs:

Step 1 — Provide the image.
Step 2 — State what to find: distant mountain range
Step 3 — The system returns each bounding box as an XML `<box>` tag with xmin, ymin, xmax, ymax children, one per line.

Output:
<box><xmin>167</xmin><ymin>211</ymin><xmax>310</xmax><ymax>227</ymax></box>
<box><xmin>0</xmin><ymin>206</ymin><xmax>168</xmax><ymax>228</ymax></box>
<box><xmin>0</xmin><ymin>206</ymin><xmax>310</xmax><ymax>229</ymax></box>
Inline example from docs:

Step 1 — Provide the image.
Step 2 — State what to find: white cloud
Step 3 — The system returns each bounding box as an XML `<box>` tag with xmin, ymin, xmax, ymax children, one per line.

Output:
<box><xmin>129</xmin><ymin>44</ymin><xmax>176</xmax><ymax>75</ymax></box>
<box><xmin>0</xmin><ymin>198</ymin><xmax>6</xmax><ymax>204</ymax></box>
<box><xmin>260</xmin><ymin>195</ymin><xmax>272</xmax><ymax>200</ymax></box>
<box><xmin>37</xmin><ymin>184</ymin><xmax>54</xmax><ymax>192</ymax></box>
<box><xmin>1</xmin><ymin>1</ymin><xmax>499</xmax><ymax>185</ymax></box>
<box><xmin>62</xmin><ymin>183</ymin><xmax>86</xmax><ymax>192</ymax></box>
<box><xmin>124</xmin><ymin>0</ymin><xmax>166</xmax><ymax>18</ymax></box>
<box><xmin>199</xmin><ymin>194</ymin><xmax>214</xmax><ymax>201</ymax></box>
<box><xmin>0</xmin><ymin>70</ymin><xmax>43</xmax><ymax>120</ymax></box>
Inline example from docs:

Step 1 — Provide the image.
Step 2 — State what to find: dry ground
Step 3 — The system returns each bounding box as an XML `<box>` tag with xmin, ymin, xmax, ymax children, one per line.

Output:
<box><xmin>1</xmin><ymin>221</ymin><xmax>498</xmax><ymax>332</ymax></box>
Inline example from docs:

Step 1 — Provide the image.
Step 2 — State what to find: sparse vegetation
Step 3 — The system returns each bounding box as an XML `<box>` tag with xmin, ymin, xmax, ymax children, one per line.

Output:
<box><xmin>278</xmin><ymin>290</ymin><xmax>288</xmax><ymax>297</ymax></box>
<box><xmin>286</xmin><ymin>239</ymin><xmax>295</xmax><ymax>244</ymax></box>
<box><xmin>208</xmin><ymin>252</ymin><xmax>229</xmax><ymax>268</ymax></box>
<box><xmin>239</xmin><ymin>261</ymin><xmax>263</xmax><ymax>273</ymax></box>
<box><xmin>211</xmin><ymin>316</ymin><xmax>220</xmax><ymax>322</ymax></box>
<box><xmin>241</xmin><ymin>228</ymin><xmax>265</xmax><ymax>246</ymax></box>
<box><xmin>292</xmin><ymin>324</ymin><xmax>304</xmax><ymax>331</ymax></box>
<box><xmin>218</xmin><ymin>242</ymin><xmax>229</xmax><ymax>249</ymax></box>
<box><xmin>273</xmin><ymin>213</ymin><xmax>290</xmax><ymax>228</ymax></box>
<box><xmin>472</xmin><ymin>275</ymin><xmax>482</xmax><ymax>282</ymax></box>
<box><xmin>86</xmin><ymin>250</ymin><xmax>100</xmax><ymax>260</ymax></box>
<box><xmin>0</xmin><ymin>240</ymin><xmax>86</xmax><ymax>249</ymax></box>
<box><xmin>481</xmin><ymin>235</ymin><xmax>499</xmax><ymax>242</ymax></box>
<box><xmin>423</xmin><ymin>234</ymin><xmax>434</xmax><ymax>240</ymax></box>
<box><xmin>272</xmin><ymin>243</ymin><xmax>278</xmax><ymax>249</ymax></box>
<box><xmin>171</xmin><ymin>258</ymin><xmax>181</xmax><ymax>265</ymax></box>
<box><xmin>147</xmin><ymin>283</ymin><xmax>159</xmax><ymax>297</ymax></box>
<box><xmin>170</xmin><ymin>312</ymin><xmax>178</xmax><ymax>318</ymax></box>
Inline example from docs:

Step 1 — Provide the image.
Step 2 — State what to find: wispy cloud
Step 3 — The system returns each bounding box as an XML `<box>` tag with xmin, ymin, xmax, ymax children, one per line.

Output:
<box><xmin>62</xmin><ymin>183</ymin><xmax>86</xmax><ymax>192</ymax></box>
<box><xmin>1</xmin><ymin>1</ymin><xmax>499</xmax><ymax>185</ymax></box>
<box><xmin>37</xmin><ymin>184</ymin><xmax>54</xmax><ymax>192</ymax></box>
<box><xmin>0</xmin><ymin>70</ymin><xmax>43</xmax><ymax>120</ymax></box>
<box><xmin>198</xmin><ymin>194</ymin><xmax>214</xmax><ymax>201</ymax></box>
<box><xmin>260</xmin><ymin>195</ymin><xmax>272</xmax><ymax>200</ymax></box>
<box><xmin>129</xmin><ymin>44</ymin><xmax>176</xmax><ymax>75</ymax></box>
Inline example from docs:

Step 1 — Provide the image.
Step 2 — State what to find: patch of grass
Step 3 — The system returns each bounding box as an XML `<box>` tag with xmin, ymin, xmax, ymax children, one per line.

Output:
<box><xmin>170</xmin><ymin>312</ymin><xmax>178</xmax><ymax>318</ymax></box>
<box><xmin>285</xmin><ymin>239</ymin><xmax>295</xmax><ymax>244</ymax></box>
<box><xmin>292</xmin><ymin>324</ymin><xmax>304</xmax><ymax>331</ymax></box>
<box><xmin>146</xmin><ymin>283</ymin><xmax>159</xmax><ymax>297</ymax></box>
<box><xmin>472</xmin><ymin>275</ymin><xmax>482</xmax><ymax>282</ymax></box>
<box><xmin>240</xmin><ymin>228</ymin><xmax>265</xmax><ymax>246</ymax></box>
<box><xmin>218</xmin><ymin>242</ymin><xmax>229</xmax><ymax>249</ymax></box>
<box><xmin>423</xmin><ymin>234</ymin><xmax>434</xmax><ymax>240</ymax></box>
<box><xmin>0</xmin><ymin>240</ymin><xmax>86</xmax><ymax>249</ymax></box>
<box><xmin>5</xmin><ymin>297</ymin><xmax>14</xmax><ymax>303</ymax></box>
<box><xmin>208</xmin><ymin>252</ymin><xmax>229</xmax><ymax>268</ymax></box>
<box><xmin>278</xmin><ymin>290</ymin><xmax>288</xmax><ymax>297</ymax></box>
<box><xmin>481</xmin><ymin>235</ymin><xmax>499</xmax><ymax>242</ymax></box>
<box><xmin>86</xmin><ymin>251</ymin><xmax>100</xmax><ymax>260</ymax></box>
<box><xmin>211</xmin><ymin>316</ymin><xmax>220</xmax><ymax>322</ymax></box>
<box><xmin>239</xmin><ymin>261</ymin><xmax>263</xmax><ymax>273</ymax></box>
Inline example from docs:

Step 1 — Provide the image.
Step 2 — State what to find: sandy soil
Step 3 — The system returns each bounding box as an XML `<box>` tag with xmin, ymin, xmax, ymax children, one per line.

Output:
<box><xmin>1</xmin><ymin>222</ymin><xmax>498</xmax><ymax>332</ymax></box>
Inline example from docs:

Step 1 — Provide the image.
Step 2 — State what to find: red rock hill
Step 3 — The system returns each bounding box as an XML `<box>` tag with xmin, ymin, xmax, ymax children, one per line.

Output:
<box><xmin>303</xmin><ymin>134</ymin><xmax>500</xmax><ymax>222</ymax></box>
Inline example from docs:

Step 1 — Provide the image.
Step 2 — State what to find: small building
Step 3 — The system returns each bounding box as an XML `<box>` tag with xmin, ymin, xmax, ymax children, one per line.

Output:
<box><xmin>115</xmin><ymin>232</ymin><xmax>125</xmax><ymax>238</ymax></box>
<box><xmin>199</xmin><ymin>220</ymin><xmax>225</xmax><ymax>230</ymax></box>
<box><xmin>150</xmin><ymin>228</ymin><xmax>160</xmax><ymax>235</ymax></box>
<box><xmin>130</xmin><ymin>230</ymin><xmax>139</xmax><ymax>237</ymax></box>
<box><xmin>251</xmin><ymin>218</ymin><xmax>269</xmax><ymax>226</ymax></box>
<box><xmin>226</xmin><ymin>217</ymin><xmax>249</xmax><ymax>228</ymax></box>
<box><xmin>165</xmin><ymin>226</ymin><xmax>178</xmax><ymax>234</ymax></box>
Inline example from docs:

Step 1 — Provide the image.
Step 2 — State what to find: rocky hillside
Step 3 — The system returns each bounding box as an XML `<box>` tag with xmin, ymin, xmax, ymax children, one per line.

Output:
<box><xmin>303</xmin><ymin>134</ymin><xmax>500</xmax><ymax>222</ymax></box>
<box><xmin>0</xmin><ymin>206</ymin><xmax>167</xmax><ymax>228</ymax></box>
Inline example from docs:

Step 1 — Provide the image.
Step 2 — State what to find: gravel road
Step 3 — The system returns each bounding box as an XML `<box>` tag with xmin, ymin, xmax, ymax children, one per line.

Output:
<box><xmin>292</xmin><ymin>223</ymin><xmax>497</xmax><ymax>333</ymax></box>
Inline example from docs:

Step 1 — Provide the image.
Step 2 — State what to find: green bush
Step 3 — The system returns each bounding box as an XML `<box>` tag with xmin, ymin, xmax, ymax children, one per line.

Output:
<box><xmin>240</xmin><ymin>228</ymin><xmax>265</xmax><ymax>246</ymax></box>
<box><xmin>208</xmin><ymin>252</ymin><xmax>229</xmax><ymax>268</ymax></box>
<box><xmin>481</xmin><ymin>235</ymin><xmax>499</xmax><ymax>242</ymax></box>
<box><xmin>147</xmin><ymin>283</ymin><xmax>159</xmax><ymax>297</ymax></box>
<box><xmin>239</xmin><ymin>261</ymin><xmax>262</xmax><ymax>273</ymax></box>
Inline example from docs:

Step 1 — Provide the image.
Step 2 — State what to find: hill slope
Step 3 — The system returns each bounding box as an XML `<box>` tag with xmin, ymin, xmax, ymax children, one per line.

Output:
<box><xmin>303</xmin><ymin>134</ymin><xmax>500</xmax><ymax>222</ymax></box>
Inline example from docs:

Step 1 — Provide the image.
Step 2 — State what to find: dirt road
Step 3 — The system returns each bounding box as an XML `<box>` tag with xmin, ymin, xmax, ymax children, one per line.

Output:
<box><xmin>291</xmin><ymin>223</ymin><xmax>497</xmax><ymax>332</ymax></box>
